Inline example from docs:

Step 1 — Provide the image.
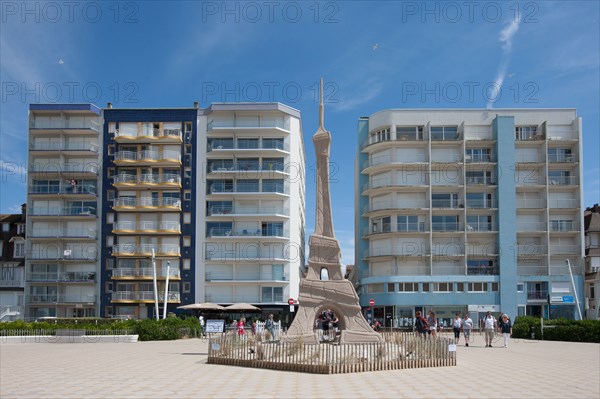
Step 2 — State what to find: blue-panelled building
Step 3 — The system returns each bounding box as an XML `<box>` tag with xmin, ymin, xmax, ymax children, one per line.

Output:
<box><xmin>100</xmin><ymin>105</ymin><xmax>198</xmax><ymax>318</ymax></box>
<box><xmin>355</xmin><ymin>109</ymin><xmax>585</xmax><ymax>327</ymax></box>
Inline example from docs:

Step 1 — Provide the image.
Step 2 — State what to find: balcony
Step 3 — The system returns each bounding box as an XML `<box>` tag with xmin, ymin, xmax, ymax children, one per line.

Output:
<box><xmin>209</xmin><ymin>162</ymin><xmax>286</xmax><ymax>175</ymax></box>
<box><xmin>26</xmin><ymin>294</ymin><xmax>96</xmax><ymax>304</ymax></box>
<box><xmin>27</xmin><ymin>272</ymin><xmax>96</xmax><ymax>282</ymax></box>
<box><xmin>114</xmin><ymin>128</ymin><xmax>182</xmax><ymax>143</ymax></box>
<box><xmin>111</xmin><ymin>267</ymin><xmax>180</xmax><ymax>279</ymax></box>
<box><xmin>114</xmin><ymin>150</ymin><xmax>181</xmax><ymax>165</ymax></box>
<box><xmin>0</xmin><ymin>279</ymin><xmax>25</xmax><ymax>288</ymax></box>
<box><xmin>205</xmin><ymin>271</ymin><xmax>287</xmax><ymax>281</ymax></box>
<box><xmin>29</xmin><ymin>185</ymin><xmax>97</xmax><ymax>196</ymax></box>
<box><xmin>112</xmin><ymin>197</ymin><xmax>181</xmax><ymax>211</ymax></box>
<box><xmin>29</xmin><ymin>163</ymin><xmax>99</xmax><ymax>175</ymax></box>
<box><xmin>363</xmin><ymin>247</ymin><xmax>429</xmax><ymax>258</ymax></box>
<box><xmin>549</xmin><ymin>245</ymin><xmax>580</xmax><ymax>255</ymax></box>
<box><xmin>362</xmin><ymin>201</ymin><xmax>428</xmax><ymax>214</ymax></box>
<box><xmin>547</xmin><ymin>199</ymin><xmax>578</xmax><ymax>208</ymax></box>
<box><xmin>112</xmin><ymin>244</ymin><xmax>181</xmax><ymax>257</ymax></box>
<box><xmin>465</xmin><ymin>154</ymin><xmax>494</xmax><ymax>163</ymax></box>
<box><xmin>30</xmin><ymin>119</ymin><xmax>100</xmax><ymax>132</ymax></box>
<box><xmin>431</xmin><ymin>222</ymin><xmax>464</xmax><ymax>232</ymax></box>
<box><xmin>111</xmin><ymin>291</ymin><xmax>180</xmax><ymax>302</ymax></box>
<box><xmin>430</xmin><ymin>245</ymin><xmax>464</xmax><ymax>256</ymax></box>
<box><xmin>208</xmin><ymin>141</ymin><xmax>289</xmax><ymax>152</ymax></box>
<box><xmin>517</xmin><ymin>222</ymin><xmax>547</xmax><ymax>232</ymax></box>
<box><xmin>207</xmin><ymin>206</ymin><xmax>289</xmax><ymax>217</ymax></box>
<box><xmin>527</xmin><ymin>290</ymin><xmax>548</xmax><ymax>301</ymax></box>
<box><xmin>431</xmin><ymin>200</ymin><xmax>462</xmax><ymax>209</ymax></box>
<box><xmin>548</xmin><ymin>154</ymin><xmax>576</xmax><ymax>163</ymax></box>
<box><xmin>431</xmin><ymin>154</ymin><xmax>463</xmax><ymax>163</ymax></box>
<box><xmin>29</xmin><ymin>206</ymin><xmax>97</xmax><ymax>217</ymax></box>
<box><xmin>548</xmin><ymin>176</ymin><xmax>579</xmax><ymax>186</ymax></box>
<box><xmin>207</xmin><ymin>119</ymin><xmax>289</xmax><ymax>131</ymax></box>
<box><xmin>467</xmin><ymin>265</ymin><xmax>498</xmax><ymax>276</ymax></box>
<box><xmin>204</xmin><ymin>250</ymin><xmax>289</xmax><ymax>262</ymax></box>
<box><xmin>209</xmin><ymin>184</ymin><xmax>288</xmax><ymax>196</ymax></box>
<box><xmin>549</xmin><ymin>221</ymin><xmax>579</xmax><ymax>232</ymax></box>
<box><xmin>517</xmin><ymin>199</ymin><xmax>545</xmax><ymax>208</ymax></box>
<box><xmin>515</xmin><ymin>154</ymin><xmax>545</xmax><ymax>163</ymax></box>
<box><xmin>363</xmin><ymin>223</ymin><xmax>426</xmax><ymax>236</ymax></box>
<box><xmin>466</xmin><ymin>222</ymin><xmax>497</xmax><ymax>232</ymax></box>
<box><xmin>28</xmin><ymin>228</ymin><xmax>97</xmax><ymax>239</ymax></box>
<box><xmin>205</xmin><ymin>294</ymin><xmax>263</xmax><ymax>303</ymax></box>
<box><xmin>28</xmin><ymin>251</ymin><xmax>97</xmax><ymax>261</ymax></box>
<box><xmin>517</xmin><ymin>245</ymin><xmax>547</xmax><ymax>257</ymax></box>
<box><xmin>112</xmin><ymin>221</ymin><xmax>181</xmax><ymax>234</ymax></box>
<box><xmin>466</xmin><ymin>177</ymin><xmax>496</xmax><ymax>186</ymax></box>
<box><xmin>113</xmin><ymin>173</ymin><xmax>182</xmax><ymax>188</ymax></box>
<box><xmin>517</xmin><ymin>177</ymin><xmax>546</xmax><ymax>186</ymax></box>
<box><xmin>207</xmin><ymin>227</ymin><xmax>288</xmax><ymax>238</ymax></box>
<box><xmin>30</xmin><ymin>141</ymin><xmax>99</xmax><ymax>153</ymax></box>
<box><xmin>466</xmin><ymin>199</ymin><xmax>497</xmax><ymax>209</ymax></box>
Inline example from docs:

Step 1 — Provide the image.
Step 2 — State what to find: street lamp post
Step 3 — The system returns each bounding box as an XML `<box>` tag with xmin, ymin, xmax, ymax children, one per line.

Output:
<box><xmin>152</xmin><ymin>248</ymin><xmax>159</xmax><ymax>320</ymax></box>
<box><xmin>162</xmin><ymin>261</ymin><xmax>171</xmax><ymax>319</ymax></box>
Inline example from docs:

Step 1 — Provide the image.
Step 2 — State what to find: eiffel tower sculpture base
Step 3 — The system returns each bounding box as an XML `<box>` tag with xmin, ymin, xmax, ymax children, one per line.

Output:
<box><xmin>283</xmin><ymin>235</ymin><xmax>384</xmax><ymax>344</ymax></box>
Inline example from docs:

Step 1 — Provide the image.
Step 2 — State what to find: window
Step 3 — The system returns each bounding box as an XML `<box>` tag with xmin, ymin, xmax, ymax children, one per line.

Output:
<box><xmin>548</xmin><ymin>171</ymin><xmax>571</xmax><ymax>186</ymax></box>
<box><xmin>184</xmin><ymin>190</ymin><xmax>191</xmax><ymax>201</ymax></box>
<box><xmin>491</xmin><ymin>282</ymin><xmax>499</xmax><ymax>292</ymax></box>
<box><xmin>466</xmin><ymin>193</ymin><xmax>493</xmax><ymax>208</ymax></box>
<box><xmin>431</xmin><ymin>126</ymin><xmax>458</xmax><ymax>140</ymax></box>
<box><xmin>550</xmin><ymin>219</ymin><xmax>574</xmax><ymax>232</ymax></box>
<box><xmin>183</xmin><ymin>282</ymin><xmax>191</xmax><ymax>293</ymax></box>
<box><xmin>466</xmin><ymin>148</ymin><xmax>491</xmax><ymax>162</ymax></box>
<box><xmin>397</xmin><ymin>215</ymin><xmax>421</xmax><ymax>232</ymax></box>
<box><xmin>183</xmin><ymin>259</ymin><xmax>191</xmax><ymax>270</ymax></box>
<box><xmin>369</xmin><ymin>127</ymin><xmax>391</xmax><ymax>144</ymax></box>
<box><xmin>456</xmin><ymin>282</ymin><xmax>464</xmax><ymax>292</ymax></box>
<box><xmin>320</xmin><ymin>268</ymin><xmax>329</xmax><ymax>281</ymax></box>
<box><xmin>372</xmin><ymin>216</ymin><xmax>391</xmax><ymax>233</ymax></box>
<box><xmin>387</xmin><ymin>283</ymin><xmax>395</xmax><ymax>292</ymax></box>
<box><xmin>207</xmin><ymin>201</ymin><xmax>233</xmax><ymax>215</ymax></box>
<box><xmin>105</xmin><ymin>282</ymin><xmax>113</xmax><ymax>293</ymax></box>
<box><xmin>396</xmin><ymin>126</ymin><xmax>424</xmax><ymax>140</ymax></box>
<box><xmin>367</xmin><ymin>283</ymin><xmax>384</xmax><ymax>293</ymax></box>
<box><xmin>432</xmin><ymin>193</ymin><xmax>459</xmax><ymax>208</ymax></box>
<box><xmin>2</xmin><ymin>223</ymin><xmax>9</xmax><ymax>232</ymax></box>
<box><xmin>466</xmin><ymin>170</ymin><xmax>494</xmax><ymax>185</ymax></box>
<box><xmin>262</xmin><ymin>138</ymin><xmax>284</xmax><ymax>150</ymax></box>
<box><xmin>433</xmin><ymin>282</ymin><xmax>453</xmax><ymax>292</ymax></box>
<box><xmin>13</xmin><ymin>241</ymin><xmax>25</xmax><ymax>258</ymax></box>
<box><xmin>467</xmin><ymin>282</ymin><xmax>487</xmax><ymax>292</ymax></box>
<box><xmin>261</xmin><ymin>287</ymin><xmax>283</xmax><ymax>302</ymax></box>
<box><xmin>398</xmin><ymin>282</ymin><xmax>418</xmax><ymax>292</ymax></box>
<box><xmin>548</xmin><ymin>148</ymin><xmax>572</xmax><ymax>163</ymax></box>
<box><xmin>238</xmin><ymin>138</ymin><xmax>259</xmax><ymax>149</ymax></box>
<box><xmin>422</xmin><ymin>282</ymin><xmax>430</xmax><ymax>292</ymax></box>
<box><xmin>17</xmin><ymin>224</ymin><xmax>25</xmax><ymax>235</ymax></box>
<box><xmin>515</xmin><ymin>126</ymin><xmax>538</xmax><ymax>140</ymax></box>
<box><xmin>236</xmin><ymin>179</ymin><xmax>259</xmax><ymax>192</ymax></box>
<box><xmin>183</xmin><ymin>236</ymin><xmax>191</xmax><ymax>247</ymax></box>
<box><xmin>432</xmin><ymin>215</ymin><xmax>459</xmax><ymax>231</ymax></box>
<box><xmin>467</xmin><ymin>260</ymin><xmax>496</xmax><ymax>275</ymax></box>
<box><xmin>184</xmin><ymin>213</ymin><xmax>191</xmax><ymax>224</ymax></box>
<box><xmin>262</xmin><ymin>179</ymin><xmax>284</xmax><ymax>193</ymax></box>
<box><xmin>0</xmin><ymin>241</ymin><xmax>3</xmax><ymax>256</ymax></box>
<box><xmin>106</xmin><ymin>258</ymin><xmax>114</xmax><ymax>270</ymax></box>
<box><xmin>262</xmin><ymin>222</ymin><xmax>284</xmax><ymax>237</ymax></box>
<box><xmin>466</xmin><ymin>215</ymin><xmax>493</xmax><ymax>232</ymax></box>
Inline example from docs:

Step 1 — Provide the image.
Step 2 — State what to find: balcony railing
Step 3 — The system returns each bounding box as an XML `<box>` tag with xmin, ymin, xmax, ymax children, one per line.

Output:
<box><xmin>208</xmin><ymin>141</ymin><xmax>289</xmax><ymax>152</ymax></box>
<box><xmin>466</xmin><ymin>177</ymin><xmax>496</xmax><ymax>185</ymax></box>
<box><xmin>204</xmin><ymin>251</ymin><xmax>289</xmax><ymax>261</ymax></box>
<box><xmin>363</xmin><ymin>247</ymin><xmax>429</xmax><ymax>258</ymax></box>
<box><xmin>209</xmin><ymin>184</ymin><xmax>288</xmax><ymax>195</ymax></box>
<box><xmin>208</xmin><ymin>119</ymin><xmax>289</xmax><ymax>130</ymax></box>
<box><xmin>209</xmin><ymin>162</ymin><xmax>286</xmax><ymax>173</ymax></box>
<box><xmin>207</xmin><ymin>206</ymin><xmax>289</xmax><ymax>216</ymax></box>
<box><xmin>205</xmin><ymin>294</ymin><xmax>263</xmax><ymax>303</ymax></box>
<box><xmin>26</xmin><ymin>294</ymin><xmax>96</xmax><ymax>303</ymax></box>
<box><xmin>30</xmin><ymin>141</ymin><xmax>99</xmax><ymax>152</ymax></box>
<box><xmin>548</xmin><ymin>176</ymin><xmax>579</xmax><ymax>186</ymax></box>
<box><xmin>29</xmin><ymin>185</ymin><xmax>97</xmax><ymax>195</ymax></box>
<box><xmin>467</xmin><ymin>266</ymin><xmax>498</xmax><ymax>276</ymax></box>
<box><xmin>111</xmin><ymin>291</ymin><xmax>180</xmax><ymax>301</ymax></box>
<box><xmin>30</xmin><ymin>119</ymin><xmax>100</xmax><ymax>131</ymax></box>
<box><xmin>28</xmin><ymin>251</ymin><xmax>97</xmax><ymax>261</ymax></box>
<box><xmin>29</xmin><ymin>228</ymin><xmax>97</xmax><ymax>239</ymax></box>
<box><xmin>116</xmin><ymin>128</ymin><xmax>182</xmax><ymax>140</ymax></box>
<box><xmin>516</xmin><ymin>222</ymin><xmax>547</xmax><ymax>232</ymax></box>
<box><xmin>0</xmin><ymin>279</ymin><xmax>25</xmax><ymax>288</ymax></box>
<box><xmin>549</xmin><ymin>245</ymin><xmax>580</xmax><ymax>255</ymax></box>
<box><xmin>362</xmin><ymin>201</ymin><xmax>428</xmax><ymax>213</ymax></box>
<box><xmin>549</xmin><ymin>221</ymin><xmax>578</xmax><ymax>232</ymax></box>
<box><xmin>431</xmin><ymin>200</ymin><xmax>462</xmax><ymax>209</ymax></box>
<box><xmin>431</xmin><ymin>222</ymin><xmax>464</xmax><ymax>232</ymax></box>
<box><xmin>29</xmin><ymin>207</ymin><xmax>97</xmax><ymax>217</ymax></box>
<box><xmin>517</xmin><ymin>199</ymin><xmax>545</xmax><ymax>208</ymax></box>
<box><xmin>466</xmin><ymin>222</ymin><xmax>497</xmax><ymax>232</ymax></box>
<box><xmin>112</xmin><ymin>244</ymin><xmax>181</xmax><ymax>256</ymax></box>
<box><xmin>112</xmin><ymin>268</ymin><xmax>180</xmax><ymax>278</ymax></box>
<box><xmin>27</xmin><ymin>272</ymin><xmax>96</xmax><ymax>282</ymax></box>
<box><xmin>515</xmin><ymin>154</ymin><xmax>545</xmax><ymax>163</ymax></box>
<box><xmin>548</xmin><ymin>154</ymin><xmax>575</xmax><ymax>163</ymax></box>
<box><xmin>114</xmin><ymin>150</ymin><xmax>181</xmax><ymax>162</ymax></box>
<box><xmin>517</xmin><ymin>244</ymin><xmax>547</xmax><ymax>256</ymax></box>
<box><xmin>113</xmin><ymin>221</ymin><xmax>181</xmax><ymax>232</ymax></box>
<box><xmin>547</xmin><ymin>199</ymin><xmax>578</xmax><ymax>208</ymax></box>
<box><xmin>527</xmin><ymin>290</ymin><xmax>548</xmax><ymax>300</ymax></box>
<box><xmin>205</xmin><ymin>271</ymin><xmax>287</xmax><ymax>281</ymax></box>
<box><xmin>431</xmin><ymin>153</ymin><xmax>463</xmax><ymax>163</ymax></box>
<box><xmin>465</xmin><ymin>154</ymin><xmax>493</xmax><ymax>163</ymax></box>
<box><xmin>207</xmin><ymin>228</ymin><xmax>288</xmax><ymax>238</ymax></box>
<box><xmin>114</xmin><ymin>173</ymin><xmax>182</xmax><ymax>185</ymax></box>
<box><xmin>113</xmin><ymin>197</ymin><xmax>181</xmax><ymax>208</ymax></box>
<box><xmin>466</xmin><ymin>199</ymin><xmax>496</xmax><ymax>208</ymax></box>
<box><xmin>29</xmin><ymin>163</ymin><xmax>99</xmax><ymax>174</ymax></box>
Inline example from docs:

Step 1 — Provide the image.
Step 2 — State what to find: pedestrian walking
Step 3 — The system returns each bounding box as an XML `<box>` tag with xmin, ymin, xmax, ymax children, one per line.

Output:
<box><xmin>414</xmin><ymin>311</ymin><xmax>429</xmax><ymax>337</ymax></box>
<box><xmin>198</xmin><ymin>315</ymin><xmax>205</xmax><ymax>337</ymax></box>
<box><xmin>483</xmin><ymin>311</ymin><xmax>497</xmax><ymax>347</ymax></box>
<box><xmin>427</xmin><ymin>311</ymin><xmax>438</xmax><ymax>338</ymax></box>
<box><xmin>452</xmin><ymin>313</ymin><xmax>462</xmax><ymax>344</ymax></box>
<box><xmin>462</xmin><ymin>314</ymin><xmax>473</xmax><ymax>346</ymax></box>
<box><xmin>500</xmin><ymin>314</ymin><xmax>512</xmax><ymax>348</ymax></box>
<box><xmin>265</xmin><ymin>314</ymin><xmax>275</xmax><ymax>341</ymax></box>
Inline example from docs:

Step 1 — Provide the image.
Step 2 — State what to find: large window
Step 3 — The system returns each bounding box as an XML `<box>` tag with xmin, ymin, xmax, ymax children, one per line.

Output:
<box><xmin>262</xmin><ymin>138</ymin><xmax>284</xmax><ymax>150</ymax></box>
<box><xmin>548</xmin><ymin>171</ymin><xmax>571</xmax><ymax>185</ymax></box>
<box><xmin>467</xmin><ymin>215</ymin><xmax>493</xmax><ymax>231</ymax></box>
<box><xmin>261</xmin><ymin>287</ymin><xmax>283</xmax><ymax>302</ymax></box>
<box><xmin>431</xmin><ymin>126</ymin><xmax>458</xmax><ymax>140</ymax></box>
<box><xmin>515</xmin><ymin>126</ymin><xmax>538</xmax><ymax>140</ymax></box>
<box><xmin>467</xmin><ymin>259</ymin><xmax>496</xmax><ymax>275</ymax></box>
<box><xmin>398</xmin><ymin>282</ymin><xmax>418</xmax><ymax>292</ymax></box>
<box><xmin>262</xmin><ymin>179</ymin><xmax>284</xmax><ymax>193</ymax></box>
<box><xmin>237</xmin><ymin>138</ymin><xmax>259</xmax><ymax>149</ymax></box>
<box><xmin>433</xmin><ymin>282</ymin><xmax>453</xmax><ymax>292</ymax></box>
<box><xmin>466</xmin><ymin>193</ymin><xmax>493</xmax><ymax>208</ymax></box>
<box><xmin>467</xmin><ymin>282</ymin><xmax>487</xmax><ymax>292</ymax></box>
<box><xmin>397</xmin><ymin>215</ymin><xmax>421</xmax><ymax>232</ymax></box>
<box><xmin>466</xmin><ymin>170</ymin><xmax>494</xmax><ymax>185</ymax></box>
<box><xmin>548</xmin><ymin>148</ymin><xmax>572</xmax><ymax>163</ymax></box>
<box><xmin>432</xmin><ymin>193</ymin><xmax>459</xmax><ymax>208</ymax></box>
<box><xmin>432</xmin><ymin>215</ymin><xmax>459</xmax><ymax>231</ymax></box>
<box><xmin>13</xmin><ymin>241</ymin><xmax>25</xmax><ymax>258</ymax></box>
<box><xmin>466</xmin><ymin>148</ymin><xmax>491</xmax><ymax>162</ymax></box>
<box><xmin>396</xmin><ymin>126</ymin><xmax>424</xmax><ymax>140</ymax></box>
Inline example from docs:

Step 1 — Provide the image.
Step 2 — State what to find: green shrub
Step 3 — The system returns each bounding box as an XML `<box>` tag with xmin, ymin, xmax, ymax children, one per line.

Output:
<box><xmin>512</xmin><ymin>317</ymin><xmax>600</xmax><ymax>343</ymax></box>
<box><xmin>512</xmin><ymin>316</ymin><xmax>540</xmax><ymax>339</ymax></box>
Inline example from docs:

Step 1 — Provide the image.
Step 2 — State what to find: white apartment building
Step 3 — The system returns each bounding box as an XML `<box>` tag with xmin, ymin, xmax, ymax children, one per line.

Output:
<box><xmin>25</xmin><ymin>104</ymin><xmax>102</xmax><ymax>319</ymax></box>
<box><xmin>197</xmin><ymin>103</ymin><xmax>305</xmax><ymax>316</ymax></box>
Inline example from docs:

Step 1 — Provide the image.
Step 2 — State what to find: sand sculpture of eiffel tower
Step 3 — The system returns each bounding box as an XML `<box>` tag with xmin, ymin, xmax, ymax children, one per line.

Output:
<box><xmin>284</xmin><ymin>79</ymin><xmax>383</xmax><ymax>344</ymax></box>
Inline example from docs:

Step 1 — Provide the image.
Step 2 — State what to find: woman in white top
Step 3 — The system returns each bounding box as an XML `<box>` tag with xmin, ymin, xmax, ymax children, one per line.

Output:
<box><xmin>462</xmin><ymin>315</ymin><xmax>473</xmax><ymax>346</ymax></box>
<box><xmin>427</xmin><ymin>311</ymin><xmax>438</xmax><ymax>338</ymax></box>
<box><xmin>452</xmin><ymin>313</ymin><xmax>462</xmax><ymax>344</ymax></box>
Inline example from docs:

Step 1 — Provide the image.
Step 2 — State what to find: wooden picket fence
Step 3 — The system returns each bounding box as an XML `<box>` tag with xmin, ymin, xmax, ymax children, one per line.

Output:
<box><xmin>207</xmin><ymin>331</ymin><xmax>456</xmax><ymax>374</ymax></box>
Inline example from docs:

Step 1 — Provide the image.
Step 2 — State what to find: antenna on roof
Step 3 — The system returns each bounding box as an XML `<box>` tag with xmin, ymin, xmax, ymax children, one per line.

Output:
<box><xmin>319</xmin><ymin>78</ymin><xmax>324</xmax><ymax>130</ymax></box>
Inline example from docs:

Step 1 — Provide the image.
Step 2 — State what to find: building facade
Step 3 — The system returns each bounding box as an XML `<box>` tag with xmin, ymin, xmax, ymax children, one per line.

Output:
<box><xmin>355</xmin><ymin>109</ymin><xmax>585</xmax><ymax>327</ymax></box>
<box><xmin>20</xmin><ymin>102</ymin><xmax>305</xmax><ymax>320</ymax></box>
<box><xmin>197</xmin><ymin>103</ymin><xmax>306</xmax><ymax>322</ymax></box>
<box><xmin>25</xmin><ymin>104</ymin><xmax>102</xmax><ymax>319</ymax></box>
<box><xmin>584</xmin><ymin>204</ymin><xmax>600</xmax><ymax>319</ymax></box>
<box><xmin>0</xmin><ymin>205</ymin><xmax>26</xmax><ymax>321</ymax></box>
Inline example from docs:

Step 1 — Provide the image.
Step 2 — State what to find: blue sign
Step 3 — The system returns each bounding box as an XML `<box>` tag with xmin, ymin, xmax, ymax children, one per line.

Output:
<box><xmin>562</xmin><ymin>296</ymin><xmax>574</xmax><ymax>303</ymax></box>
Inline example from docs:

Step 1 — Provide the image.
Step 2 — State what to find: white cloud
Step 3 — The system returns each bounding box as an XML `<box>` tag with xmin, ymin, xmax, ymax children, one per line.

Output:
<box><xmin>487</xmin><ymin>14</ymin><xmax>521</xmax><ymax>109</ymax></box>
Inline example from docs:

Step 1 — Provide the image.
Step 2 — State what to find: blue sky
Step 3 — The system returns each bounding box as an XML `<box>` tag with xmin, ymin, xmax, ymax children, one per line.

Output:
<box><xmin>1</xmin><ymin>1</ymin><xmax>599</xmax><ymax>265</ymax></box>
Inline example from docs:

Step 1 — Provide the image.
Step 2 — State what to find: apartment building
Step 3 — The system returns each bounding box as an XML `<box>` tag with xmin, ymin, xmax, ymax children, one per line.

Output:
<box><xmin>100</xmin><ymin>106</ymin><xmax>197</xmax><ymax>319</ymax></box>
<box><xmin>25</xmin><ymin>104</ymin><xmax>102</xmax><ymax>319</ymax></box>
<box><xmin>197</xmin><ymin>103</ymin><xmax>306</xmax><ymax>320</ymax></box>
<box><xmin>0</xmin><ymin>205</ymin><xmax>26</xmax><ymax>321</ymax></box>
<box><xmin>355</xmin><ymin>109</ymin><xmax>584</xmax><ymax>327</ymax></box>
<box><xmin>584</xmin><ymin>204</ymin><xmax>600</xmax><ymax>319</ymax></box>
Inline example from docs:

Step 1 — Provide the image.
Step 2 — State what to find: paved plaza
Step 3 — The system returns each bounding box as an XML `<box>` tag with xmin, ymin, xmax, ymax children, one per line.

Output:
<box><xmin>1</xmin><ymin>333</ymin><xmax>599</xmax><ymax>399</ymax></box>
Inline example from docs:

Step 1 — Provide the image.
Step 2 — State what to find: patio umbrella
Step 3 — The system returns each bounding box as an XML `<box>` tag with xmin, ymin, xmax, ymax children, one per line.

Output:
<box><xmin>224</xmin><ymin>303</ymin><xmax>261</xmax><ymax>312</ymax></box>
<box><xmin>177</xmin><ymin>302</ymin><xmax>225</xmax><ymax>311</ymax></box>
